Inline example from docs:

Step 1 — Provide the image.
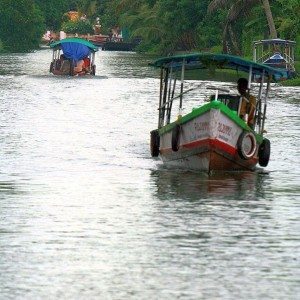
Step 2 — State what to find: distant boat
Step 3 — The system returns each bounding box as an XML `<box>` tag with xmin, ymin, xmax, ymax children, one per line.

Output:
<box><xmin>88</xmin><ymin>35</ymin><xmax>139</xmax><ymax>52</ymax></box>
<box><xmin>253</xmin><ymin>38</ymin><xmax>297</xmax><ymax>80</ymax></box>
<box><xmin>49</xmin><ymin>38</ymin><xmax>98</xmax><ymax>76</ymax></box>
<box><xmin>101</xmin><ymin>40</ymin><xmax>138</xmax><ymax>51</ymax></box>
<box><xmin>149</xmin><ymin>53</ymin><xmax>286</xmax><ymax>172</ymax></box>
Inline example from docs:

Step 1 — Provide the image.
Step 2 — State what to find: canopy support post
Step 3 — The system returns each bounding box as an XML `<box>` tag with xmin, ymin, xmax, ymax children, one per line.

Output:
<box><xmin>248</xmin><ymin>65</ymin><xmax>252</xmax><ymax>88</ymax></box>
<box><xmin>159</xmin><ymin>68</ymin><xmax>169</xmax><ymax>128</ymax></box>
<box><xmin>167</xmin><ymin>73</ymin><xmax>177</xmax><ymax>125</ymax></box>
<box><xmin>179</xmin><ymin>59</ymin><xmax>185</xmax><ymax>118</ymax></box>
<box><xmin>166</xmin><ymin>66</ymin><xmax>173</xmax><ymax>125</ymax></box>
<box><xmin>256</xmin><ymin>69</ymin><xmax>265</xmax><ymax>133</ymax></box>
<box><xmin>158</xmin><ymin>68</ymin><xmax>164</xmax><ymax>128</ymax></box>
<box><xmin>261</xmin><ymin>77</ymin><xmax>270</xmax><ymax>134</ymax></box>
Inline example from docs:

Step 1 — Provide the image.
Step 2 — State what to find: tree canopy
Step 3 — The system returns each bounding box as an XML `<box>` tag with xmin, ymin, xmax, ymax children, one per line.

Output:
<box><xmin>93</xmin><ymin>0</ymin><xmax>299</xmax><ymax>56</ymax></box>
<box><xmin>0</xmin><ymin>0</ymin><xmax>44</xmax><ymax>52</ymax></box>
<box><xmin>0</xmin><ymin>0</ymin><xmax>299</xmax><ymax>56</ymax></box>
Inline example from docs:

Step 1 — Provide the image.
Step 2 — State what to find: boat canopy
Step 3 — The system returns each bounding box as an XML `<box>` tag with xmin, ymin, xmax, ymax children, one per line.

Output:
<box><xmin>264</xmin><ymin>53</ymin><xmax>286</xmax><ymax>64</ymax></box>
<box><xmin>253</xmin><ymin>38</ymin><xmax>296</xmax><ymax>46</ymax></box>
<box><xmin>50</xmin><ymin>38</ymin><xmax>98</xmax><ymax>62</ymax></box>
<box><xmin>150</xmin><ymin>53</ymin><xmax>286</xmax><ymax>80</ymax></box>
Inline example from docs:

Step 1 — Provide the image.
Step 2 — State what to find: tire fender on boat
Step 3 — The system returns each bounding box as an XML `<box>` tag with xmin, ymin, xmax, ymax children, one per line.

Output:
<box><xmin>91</xmin><ymin>65</ymin><xmax>96</xmax><ymax>75</ymax></box>
<box><xmin>49</xmin><ymin>62</ymin><xmax>53</xmax><ymax>73</ymax></box>
<box><xmin>150</xmin><ymin>129</ymin><xmax>160</xmax><ymax>157</ymax></box>
<box><xmin>172</xmin><ymin>124</ymin><xmax>181</xmax><ymax>152</ymax></box>
<box><xmin>258</xmin><ymin>138</ymin><xmax>271</xmax><ymax>167</ymax></box>
<box><xmin>69</xmin><ymin>60</ymin><xmax>74</xmax><ymax>76</ymax></box>
<box><xmin>237</xmin><ymin>131</ymin><xmax>257</xmax><ymax>160</ymax></box>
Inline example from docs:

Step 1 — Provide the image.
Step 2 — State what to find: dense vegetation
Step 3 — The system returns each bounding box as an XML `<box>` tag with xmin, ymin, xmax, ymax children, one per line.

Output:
<box><xmin>0</xmin><ymin>0</ymin><xmax>78</xmax><ymax>52</ymax></box>
<box><xmin>101</xmin><ymin>0</ymin><xmax>299</xmax><ymax>58</ymax></box>
<box><xmin>0</xmin><ymin>0</ymin><xmax>44</xmax><ymax>52</ymax></box>
<box><xmin>0</xmin><ymin>0</ymin><xmax>299</xmax><ymax>61</ymax></box>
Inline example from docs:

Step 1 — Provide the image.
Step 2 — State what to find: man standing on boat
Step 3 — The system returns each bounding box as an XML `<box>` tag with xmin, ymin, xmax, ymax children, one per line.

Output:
<box><xmin>237</xmin><ymin>78</ymin><xmax>256</xmax><ymax>128</ymax></box>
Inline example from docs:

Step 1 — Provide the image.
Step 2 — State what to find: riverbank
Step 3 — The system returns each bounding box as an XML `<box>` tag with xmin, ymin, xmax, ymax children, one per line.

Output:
<box><xmin>280</xmin><ymin>77</ymin><xmax>300</xmax><ymax>86</ymax></box>
<box><xmin>280</xmin><ymin>61</ymin><xmax>300</xmax><ymax>86</ymax></box>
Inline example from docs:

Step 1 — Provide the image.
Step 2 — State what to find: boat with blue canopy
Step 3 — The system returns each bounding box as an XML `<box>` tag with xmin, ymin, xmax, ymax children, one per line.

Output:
<box><xmin>49</xmin><ymin>38</ymin><xmax>98</xmax><ymax>76</ymax></box>
<box><xmin>150</xmin><ymin>53</ymin><xmax>286</xmax><ymax>172</ymax></box>
<box><xmin>253</xmin><ymin>38</ymin><xmax>297</xmax><ymax>80</ymax></box>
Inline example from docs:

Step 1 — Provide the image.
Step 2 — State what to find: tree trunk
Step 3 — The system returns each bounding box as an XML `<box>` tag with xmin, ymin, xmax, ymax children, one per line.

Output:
<box><xmin>228</xmin><ymin>23</ymin><xmax>242</xmax><ymax>55</ymax></box>
<box><xmin>222</xmin><ymin>23</ymin><xmax>229</xmax><ymax>53</ymax></box>
<box><xmin>261</xmin><ymin>0</ymin><xmax>277</xmax><ymax>38</ymax></box>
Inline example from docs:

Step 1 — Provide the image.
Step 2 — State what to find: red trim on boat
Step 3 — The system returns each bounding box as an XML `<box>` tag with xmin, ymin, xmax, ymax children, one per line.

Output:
<box><xmin>160</xmin><ymin>138</ymin><xmax>258</xmax><ymax>170</ymax></box>
<box><xmin>185</xmin><ymin>138</ymin><xmax>236</xmax><ymax>155</ymax></box>
<box><xmin>160</xmin><ymin>138</ymin><xmax>236</xmax><ymax>155</ymax></box>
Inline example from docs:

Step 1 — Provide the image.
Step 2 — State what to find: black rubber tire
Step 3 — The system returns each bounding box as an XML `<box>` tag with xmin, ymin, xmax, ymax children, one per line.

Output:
<box><xmin>171</xmin><ymin>124</ymin><xmax>181</xmax><ymax>152</ymax></box>
<box><xmin>150</xmin><ymin>130</ymin><xmax>160</xmax><ymax>157</ymax></box>
<box><xmin>69</xmin><ymin>60</ymin><xmax>74</xmax><ymax>76</ymax></box>
<box><xmin>237</xmin><ymin>131</ymin><xmax>257</xmax><ymax>160</ymax></box>
<box><xmin>91</xmin><ymin>65</ymin><xmax>96</xmax><ymax>75</ymax></box>
<box><xmin>49</xmin><ymin>62</ymin><xmax>53</xmax><ymax>73</ymax></box>
<box><xmin>258</xmin><ymin>138</ymin><xmax>271</xmax><ymax>167</ymax></box>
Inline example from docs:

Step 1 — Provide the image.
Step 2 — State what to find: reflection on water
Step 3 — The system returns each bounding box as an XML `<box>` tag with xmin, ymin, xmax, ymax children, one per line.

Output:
<box><xmin>0</xmin><ymin>50</ymin><xmax>299</xmax><ymax>299</ymax></box>
<box><xmin>151</xmin><ymin>169</ymin><xmax>271</xmax><ymax>201</ymax></box>
<box><xmin>0</xmin><ymin>181</ymin><xmax>22</xmax><ymax>196</ymax></box>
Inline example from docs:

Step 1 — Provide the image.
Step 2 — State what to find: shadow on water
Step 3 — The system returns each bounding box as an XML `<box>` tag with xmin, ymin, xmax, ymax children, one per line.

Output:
<box><xmin>150</xmin><ymin>167</ymin><xmax>272</xmax><ymax>202</ymax></box>
<box><xmin>0</xmin><ymin>180</ymin><xmax>27</xmax><ymax>198</ymax></box>
<box><xmin>27</xmin><ymin>74</ymin><xmax>109</xmax><ymax>80</ymax></box>
<box><xmin>149</xmin><ymin>168</ymin><xmax>276</xmax><ymax>250</ymax></box>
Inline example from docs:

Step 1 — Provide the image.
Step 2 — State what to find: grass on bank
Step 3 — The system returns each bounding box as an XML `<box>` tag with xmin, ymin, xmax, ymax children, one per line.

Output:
<box><xmin>281</xmin><ymin>77</ymin><xmax>300</xmax><ymax>86</ymax></box>
<box><xmin>280</xmin><ymin>61</ymin><xmax>300</xmax><ymax>86</ymax></box>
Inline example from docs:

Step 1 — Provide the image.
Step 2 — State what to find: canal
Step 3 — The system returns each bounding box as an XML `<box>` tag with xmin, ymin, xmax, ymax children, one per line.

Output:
<box><xmin>0</xmin><ymin>49</ymin><xmax>299</xmax><ymax>299</ymax></box>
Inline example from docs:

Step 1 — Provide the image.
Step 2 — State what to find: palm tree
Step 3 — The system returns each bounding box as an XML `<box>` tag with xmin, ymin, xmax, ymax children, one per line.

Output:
<box><xmin>78</xmin><ymin>0</ymin><xmax>97</xmax><ymax>18</ymax></box>
<box><xmin>261</xmin><ymin>0</ymin><xmax>277</xmax><ymax>38</ymax></box>
<box><xmin>208</xmin><ymin>0</ymin><xmax>277</xmax><ymax>54</ymax></box>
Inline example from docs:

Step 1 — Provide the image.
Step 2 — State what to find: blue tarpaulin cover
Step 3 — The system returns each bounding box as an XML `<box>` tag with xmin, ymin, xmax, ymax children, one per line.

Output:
<box><xmin>264</xmin><ymin>53</ymin><xmax>286</xmax><ymax>64</ymax></box>
<box><xmin>61</xmin><ymin>42</ymin><xmax>91</xmax><ymax>62</ymax></box>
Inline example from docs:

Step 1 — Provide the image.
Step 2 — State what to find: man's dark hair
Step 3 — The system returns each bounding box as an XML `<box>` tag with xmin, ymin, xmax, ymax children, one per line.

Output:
<box><xmin>237</xmin><ymin>78</ymin><xmax>248</xmax><ymax>86</ymax></box>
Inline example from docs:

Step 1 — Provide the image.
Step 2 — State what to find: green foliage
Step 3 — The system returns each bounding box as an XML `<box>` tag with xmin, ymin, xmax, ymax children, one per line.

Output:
<box><xmin>62</xmin><ymin>19</ymin><xmax>94</xmax><ymax>34</ymax></box>
<box><xmin>108</xmin><ymin>0</ymin><xmax>219</xmax><ymax>55</ymax></box>
<box><xmin>209</xmin><ymin>45</ymin><xmax>223</xmax><ymax>54</ymax></box>
<box><xmin>35</xmin><ymin>0</ymin><xmax>68</xmax><ymax>31</ymax></box>
<box><xmin>97</xmin><ymin>1</ymin><xmax>118</xmax><ymax>34</ymax></box>
<box><xmin>281</xmin><ymin>76</ymin><xmax>300</xmax><ymax>86</ymax></box>
<box><xmin>0</xmin><ymin>0</ymin><xmax>298</xmax><ymax>58</ymax></box>
<box><xmin>38</xmin><ymin>0</ymin><xmax>298</xmax><ymax>60</ymax></box>
<box><xmin>296</xmin><ymin>36</ymin><xmax>300</xmax><ymax>60</ymax></box>
<box><xmin>77</xmin><ymin>0</ymin><xmax>97</xmax><ymax>18</ymax></box>
<box><xmin>0</xmin><ymin>39</ymin><xmax>4</xmax><ymax>53</ymax></box>
<box><xmin>275</xmin><ymin>0</ymin><xmax>300</xmax><ymax>40</ymax></box>
<box><xmin>0</xmin><ymin>0</ymin><xmax>45</xmax><ymax>52</ymax></box>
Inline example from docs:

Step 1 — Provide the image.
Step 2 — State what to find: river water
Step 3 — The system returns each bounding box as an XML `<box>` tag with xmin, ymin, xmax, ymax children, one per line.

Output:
<box><xmin>0</xmin><ymin>49</ymin><xmax>299</xmax><ymax>299</ymax></box>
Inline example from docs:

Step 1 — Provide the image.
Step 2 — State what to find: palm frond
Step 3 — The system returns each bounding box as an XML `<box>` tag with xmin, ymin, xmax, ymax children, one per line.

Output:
<box><xmin>227</xmin><ymin>0</ymin><xmax>258</xmax><ymax>22</ymax></box>
<box><xmin>116</xmin><ymin>0</ymin><xmax>142</xmax><ymax>13</ymax></box>
<box><xmin>208</xmin><ymin>0</ymin><xmax>232</xmax><ymax>13</ymax></box>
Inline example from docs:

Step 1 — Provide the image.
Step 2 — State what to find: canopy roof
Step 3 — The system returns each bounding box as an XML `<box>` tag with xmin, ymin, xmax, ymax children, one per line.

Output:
<box><xmin>150</xmin><ymin>53</ymin><xmax>286</xmax><ymax>80</ymax></box>
<box><xmin>264</xmin><ymin>53</ymin><xmax>286</xmax><ymax>64</ymax></box>
<box><xmin>253</xmin><ymin>38</ymin><xmax>296</xmax><ymax>46</ymax></box>
<box><xmin>50</xmin><ymin>38</ymin><xmax>98</xmax><ymax>52</ymax></box>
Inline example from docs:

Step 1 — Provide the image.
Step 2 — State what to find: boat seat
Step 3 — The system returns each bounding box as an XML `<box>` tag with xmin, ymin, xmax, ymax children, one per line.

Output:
<box><xmin>210</xmin><ymin>94</ymin><xmax>240</xmax><ymax>111</ymax></box>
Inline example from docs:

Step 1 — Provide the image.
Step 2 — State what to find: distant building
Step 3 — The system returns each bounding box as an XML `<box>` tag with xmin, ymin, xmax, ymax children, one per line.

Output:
<box><xmin>66</xmin><ymin>11</ymin><xmax>79</xmax><ymax>21</ymax></box>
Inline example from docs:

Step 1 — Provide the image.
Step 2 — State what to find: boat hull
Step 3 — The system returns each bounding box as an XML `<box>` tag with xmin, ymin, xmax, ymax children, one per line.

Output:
<box><xmin>158</xmin><ymin>102</ymin><xmax>261</xmax><ymax>172</ymax></box>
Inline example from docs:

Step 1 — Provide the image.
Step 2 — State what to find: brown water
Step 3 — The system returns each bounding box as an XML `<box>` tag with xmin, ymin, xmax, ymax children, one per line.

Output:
<box><xmin>0</xmin><ymin>49</ymin><xmax>299</xmax><ymax>299</ymax></box>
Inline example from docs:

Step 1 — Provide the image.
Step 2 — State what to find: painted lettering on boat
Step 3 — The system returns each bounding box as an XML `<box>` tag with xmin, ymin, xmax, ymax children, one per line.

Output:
<box><xmin>192</xmin><ymin>121</ymin><xmax>210</xmax><ymax>140</ymax></box>
<box><xmin>217</xmin><ymin>123</ymin><xmax>232</xmax><ymax>136</ymax></box>
<box><xmin>195</xmin><ymin>121</ymin><xmax>209</xmax><ymax>132</ymax></box>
